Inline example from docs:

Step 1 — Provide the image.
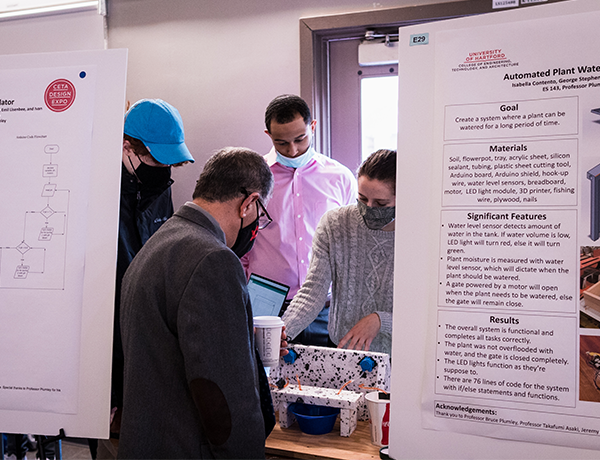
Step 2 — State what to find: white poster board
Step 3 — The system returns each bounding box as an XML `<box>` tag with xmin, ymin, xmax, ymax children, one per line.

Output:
<box><xmin>392</xmin><ymin>0</ymin><xmax>600</xmax><ymax>457</ymax></box>
<box><xmin>0</xmin><ymin>49</ymin><xmax>126</xmax><ymax>438</ymax></box>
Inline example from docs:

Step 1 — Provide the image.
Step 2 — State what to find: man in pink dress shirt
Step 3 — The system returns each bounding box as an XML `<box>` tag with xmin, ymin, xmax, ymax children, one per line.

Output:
<box><xmin>242</xmin><ymin>94</ymin><xmax>357</xmax><ymax>345</ymax></box>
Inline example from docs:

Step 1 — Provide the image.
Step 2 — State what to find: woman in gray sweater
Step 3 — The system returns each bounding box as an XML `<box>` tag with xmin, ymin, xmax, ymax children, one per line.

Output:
<box><xmin>282</xmin><ymin>149</ymin><xmax>396</xmax><ymax>355</ymax></box>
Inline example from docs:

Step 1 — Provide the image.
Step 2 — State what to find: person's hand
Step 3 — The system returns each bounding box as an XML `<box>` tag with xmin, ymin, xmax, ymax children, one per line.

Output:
<box><xmin>280</xmin><ymin>325</ymin><xmax>289</xmax><ymax>357</ymax></box>
<box><xmin>337</xmin><ymin>313</ymin><xmax>381</xmax><ymax>351</ymax></box>
<box><xmin>253</xmin><ymin>325</ymin><xmax>288</xmax><ymax>357</ymax></box>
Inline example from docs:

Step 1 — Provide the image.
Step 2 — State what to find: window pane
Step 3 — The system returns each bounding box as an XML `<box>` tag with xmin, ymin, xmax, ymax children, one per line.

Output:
<box><xmin>361</xmin><ymin>75</ymin><xmax>398</xmax><ymax>162</ymax></box>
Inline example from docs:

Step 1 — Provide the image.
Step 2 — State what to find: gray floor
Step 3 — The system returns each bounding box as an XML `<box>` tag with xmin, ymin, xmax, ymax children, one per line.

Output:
<box><xmin>6</xmin><ymin>437</ymin><xmax>291</xmax><ymax>459</ymax></box>
<box><xmin>61</xmin><ymin>440</ymin><xmax>92</xmax><ymax>460</ymax></box>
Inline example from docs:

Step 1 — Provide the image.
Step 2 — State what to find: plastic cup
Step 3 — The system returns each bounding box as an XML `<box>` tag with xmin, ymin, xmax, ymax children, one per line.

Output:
<box><xmin>254</xmin><ymin>316</ymin><xmax>284</xmax><ymax>368</ymax></box>
<box><xmin>365</xmin><ymin>391</ymin><xmax>391</xmax><ymax>447</ymax></box>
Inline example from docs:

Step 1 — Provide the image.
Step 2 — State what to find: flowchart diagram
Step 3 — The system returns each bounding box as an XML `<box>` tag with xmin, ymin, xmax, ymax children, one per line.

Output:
<box><xmin>0</xmin><ymin>143</ymin><xmax>69</xmax><ymax>289</ymax></box>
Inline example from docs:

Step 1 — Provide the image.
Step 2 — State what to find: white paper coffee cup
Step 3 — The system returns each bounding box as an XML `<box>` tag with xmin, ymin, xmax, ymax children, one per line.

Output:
<box><xmin>365</xmin><ymin>391</ymin><xmax>391</xmax><ymax>447</ymax></box>
<box><xmin>254</xmin><ymin>316</ymin><xmax>284</xmax><ymax>368</ymax></box>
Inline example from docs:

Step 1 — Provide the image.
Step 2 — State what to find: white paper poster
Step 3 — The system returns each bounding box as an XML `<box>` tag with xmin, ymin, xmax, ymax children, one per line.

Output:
<box><xmin>0</xmin><ymin>50</ymin><xmax>126</xmax><ymax>438</ymax></box>
<box><xmin>394</xmin><ymin>0</ymin><xmax>600</xmax><ymax>455</ymax></box>
<box><xmin>0</xmin><ymin>66</ymin><xmax>95</xmax><ymax>414</ymax></box>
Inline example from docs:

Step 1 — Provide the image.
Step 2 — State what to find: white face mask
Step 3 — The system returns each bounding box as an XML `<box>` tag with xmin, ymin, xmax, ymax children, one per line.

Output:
<box><xmin>357</xmin><ymin>199</ymin><xmax>395</xmax><ymax>230</ymax></box>
<box><xmin>275</xmin><ymin>147</ymin><xmax>315</xmax><ymax>169</ymax></box>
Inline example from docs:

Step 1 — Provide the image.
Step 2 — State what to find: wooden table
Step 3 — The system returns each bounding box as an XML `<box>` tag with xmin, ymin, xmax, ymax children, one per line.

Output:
<box><xmin>266</xmin><ymin>417</ymin><xmax>381</xmax><ymax>459</ymax></box>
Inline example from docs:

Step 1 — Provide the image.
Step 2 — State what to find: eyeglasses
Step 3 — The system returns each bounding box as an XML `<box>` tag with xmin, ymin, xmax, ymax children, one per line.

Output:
<box><xmin>241</xmin><ymin>188</ymin><xmax>272</xmax><ymax>230</ymax></box>
<box><xmin>256</xmin><ymin>197</ymin><xmax>272</xmax><ymax>230</ymax></box>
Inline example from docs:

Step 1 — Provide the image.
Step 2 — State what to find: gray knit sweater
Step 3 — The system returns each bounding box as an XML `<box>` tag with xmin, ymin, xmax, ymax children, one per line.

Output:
<box><xmin>282</xmin><ymin>204</ymin><xmax>395</xmax><ymax>354</ymax></box>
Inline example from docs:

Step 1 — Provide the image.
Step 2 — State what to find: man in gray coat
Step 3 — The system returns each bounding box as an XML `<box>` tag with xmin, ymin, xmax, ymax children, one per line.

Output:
<box><xmin>118</xmin><ymin>147</ymin><xmax>277</xmax><ymax>459</ymax></box>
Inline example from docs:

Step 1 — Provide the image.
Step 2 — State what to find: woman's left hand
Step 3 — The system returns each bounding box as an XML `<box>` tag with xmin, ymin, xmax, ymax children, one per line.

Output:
<box><xmin>337</xmin><ymin>313</ymin><xmax>381</xmax><ymax>351</ymax></box>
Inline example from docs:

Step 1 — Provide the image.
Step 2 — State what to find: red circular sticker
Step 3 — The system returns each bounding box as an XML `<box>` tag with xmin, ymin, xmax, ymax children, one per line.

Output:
<box><xmin>44</xmin><ymin>79</ymin><xmax>76</xmax><ymax>112</ymax></box>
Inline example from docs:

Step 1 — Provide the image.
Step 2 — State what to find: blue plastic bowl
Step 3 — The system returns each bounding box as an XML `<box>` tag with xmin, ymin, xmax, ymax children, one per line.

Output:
<box><xmin>288</xmin><ymin>403</ymin><xmax>340</xmax><ymax>435</ymax></box>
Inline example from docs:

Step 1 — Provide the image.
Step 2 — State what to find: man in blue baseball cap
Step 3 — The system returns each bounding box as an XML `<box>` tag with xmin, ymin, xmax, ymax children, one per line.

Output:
<box><xmin>123</xmin><ymin>98</ymin><xmax>195</xmax><ymax>167</ymax></box>
<box><xmin>109</xmin><ymin>98</ymin><xmax>194</xmax><ymax>443</ymax></box>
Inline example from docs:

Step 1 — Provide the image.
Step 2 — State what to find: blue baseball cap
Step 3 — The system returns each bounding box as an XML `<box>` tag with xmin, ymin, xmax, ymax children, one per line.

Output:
<box><xmin>124</xmin><ymin>99</ymin><xmax>194</xmax><ymax>165</ymax></box>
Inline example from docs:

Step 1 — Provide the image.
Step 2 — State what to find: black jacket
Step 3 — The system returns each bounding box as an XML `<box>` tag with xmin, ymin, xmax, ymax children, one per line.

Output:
<box><xmin>112</xmin><ymin>164</ymin><xmax>174</xmax><ymax>408</ymax></box>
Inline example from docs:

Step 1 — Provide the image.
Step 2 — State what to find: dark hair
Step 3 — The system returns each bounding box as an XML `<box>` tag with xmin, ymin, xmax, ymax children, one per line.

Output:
<box><xmin>357</xmin><ymin>149</ymin><xmax>396</xmax><ymax>194</ymax></box>
<box><xmin>124</xmin><ymin>134</ymin><xmax>189</xmax><ymax>168</ymax></box>
<box><xmin>124</xmin><ymin>134</ymin><xmax>151</xmax><ymax>157</ymax></box>
<box><xmin>265</xmin><ymin>94</ymin><xmax>312</xmax><ymax>132</ymax></box>
<box><xmin>193</xmin><ymin>147</ymin><xmax>273</xmax><ymax>202</ymax></box>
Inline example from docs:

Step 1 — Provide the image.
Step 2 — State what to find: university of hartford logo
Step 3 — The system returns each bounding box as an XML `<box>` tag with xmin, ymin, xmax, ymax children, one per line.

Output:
<box><xmin>465</xmin><ymin>49</ymin><xmax>507</xmax><ymax>63</ymax></box>
<box><xmin>453</xmin><ymin>48</ymin><xmax>517</xmax><ymax>73</ymax></box>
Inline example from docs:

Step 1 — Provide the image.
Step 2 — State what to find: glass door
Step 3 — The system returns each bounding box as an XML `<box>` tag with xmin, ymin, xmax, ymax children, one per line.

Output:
<box><xmin>329</xmin><ymin>37</ymin><xmax>398</xmax><ymax>173</ymax></box>
<box><xmin>361</xmin><ymin>74</ymin><xmax>398</xmax><ymax>162</ymax></box>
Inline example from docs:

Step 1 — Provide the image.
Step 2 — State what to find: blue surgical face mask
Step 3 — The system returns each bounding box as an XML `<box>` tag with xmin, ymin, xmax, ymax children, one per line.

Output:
<box><xmin>275</xmin><ymin>147</ymin><xmax>315</xmax><ymax>169</ymax></box>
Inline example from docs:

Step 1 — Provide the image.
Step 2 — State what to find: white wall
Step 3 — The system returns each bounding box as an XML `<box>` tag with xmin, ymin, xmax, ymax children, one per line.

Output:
<box><xmin>0</xmin><ymin>9</ymin><xmax>105</xmax><ymax>54</ymax></box>
<box><xmin>106</xmin><ymin>0</ymin><xmax>453</xmax><ymax>207</ymax></box>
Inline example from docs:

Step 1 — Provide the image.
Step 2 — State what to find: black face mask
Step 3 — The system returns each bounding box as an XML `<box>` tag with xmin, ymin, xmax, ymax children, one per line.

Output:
<box><xmin>129</xmin><ymin>156</ymin><xmax>172</xmax><ymax>189</ymax></box>
<box><xmin>231</xmin><ymin>216</ymin><xmax>259</xmax><ymax>258</ymax></box>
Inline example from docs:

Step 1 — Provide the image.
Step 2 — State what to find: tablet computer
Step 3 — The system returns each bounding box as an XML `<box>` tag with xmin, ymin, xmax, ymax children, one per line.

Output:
<box><xmin>247</xmin><ymin>273</ymin><xmax>290</xmax><ymax>317</ymax></box>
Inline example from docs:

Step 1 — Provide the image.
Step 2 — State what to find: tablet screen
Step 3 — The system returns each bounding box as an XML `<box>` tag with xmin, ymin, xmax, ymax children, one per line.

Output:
<box><xmin>247</xmin><ymin>273</ymin><xmax>290</xmax><ymax>317</ymax></box>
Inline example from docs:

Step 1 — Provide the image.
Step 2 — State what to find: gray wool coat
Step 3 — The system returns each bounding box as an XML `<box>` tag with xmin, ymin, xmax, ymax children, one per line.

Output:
<box><xmin>118</xmin><ymin>203</ymin><xmax>265</xmax><ymax>459</ymax></box>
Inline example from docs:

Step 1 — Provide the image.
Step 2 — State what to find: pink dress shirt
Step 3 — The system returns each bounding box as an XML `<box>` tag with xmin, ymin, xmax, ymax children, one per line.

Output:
<box><xmin>242</xmin><ymin>147</ymin><xmax>357</xmax><ymax>298</ymax></box>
